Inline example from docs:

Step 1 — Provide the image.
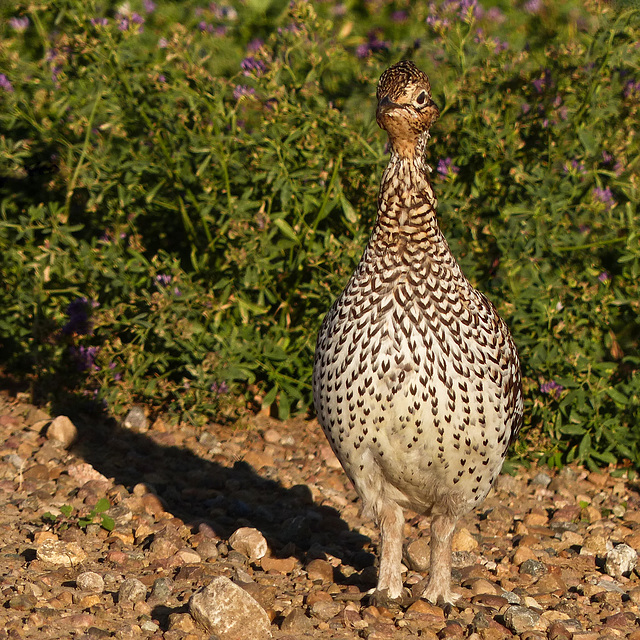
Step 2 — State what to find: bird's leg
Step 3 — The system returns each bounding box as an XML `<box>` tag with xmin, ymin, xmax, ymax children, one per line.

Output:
<box><xmin>371</xmin><ymin>501</ymin><xmax>405</xmax><ymax>605</ymax></box>
<box><xmin>422</xmin><ymin>513</ymin><xmax>460</xmax><ymax>606</ymax></box>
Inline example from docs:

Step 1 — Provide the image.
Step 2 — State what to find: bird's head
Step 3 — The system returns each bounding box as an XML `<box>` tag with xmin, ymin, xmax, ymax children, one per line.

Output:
<box><xmin>376</xmin><ymin>60</ymin><xmax>439</xmax><ymax>158</ymax></box>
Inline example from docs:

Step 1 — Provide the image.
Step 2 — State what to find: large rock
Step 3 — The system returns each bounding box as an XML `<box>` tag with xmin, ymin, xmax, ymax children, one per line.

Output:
<box><xmin>228</xmin><ymin>527</ymin><xmax>268</xmax><ymax>561</ymax></box>
<box><xmin>189</xmin><ymin>576</ymin><xmax>271</xmax><ymax>640</ymax></box>
<box><xmin>605</xmin><ymin>543</ymin><xmax>638</xmax><ymax>578</ymax></box>
<box><xmin>46</xmin><ymin>415</ymin><xmax>78</xmax><ymax>448</ymax></box>
<box><xmin>37</xmin><ymin>539</ymin><xmax>87</xmax><ymax>566</ymax></box>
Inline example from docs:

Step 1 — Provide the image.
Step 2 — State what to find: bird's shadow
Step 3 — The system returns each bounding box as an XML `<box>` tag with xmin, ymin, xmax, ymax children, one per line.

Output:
<box><xmin>51</xmin><ymin>393</ymin><xmax>372</xmax><ymax>569</ymax></box>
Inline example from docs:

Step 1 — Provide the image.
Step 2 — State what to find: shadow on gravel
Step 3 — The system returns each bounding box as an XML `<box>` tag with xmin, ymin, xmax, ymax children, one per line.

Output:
<box><xmin>51</xmin><ymin>393</ymin><xmax>372</xmax><ymax>570</ymax></box>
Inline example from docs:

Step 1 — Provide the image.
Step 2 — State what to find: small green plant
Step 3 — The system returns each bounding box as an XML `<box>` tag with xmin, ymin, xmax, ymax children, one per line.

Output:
<box><xmin>42</xmin><ymin>499</ymin><xmax>115</xmax><ymax>532</ymax></box>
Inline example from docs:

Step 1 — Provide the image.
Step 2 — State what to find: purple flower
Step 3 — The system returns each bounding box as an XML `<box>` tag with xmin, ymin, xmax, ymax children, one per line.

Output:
<box><xmin>486</xmin><ymin>6</ymin><xmax>505</xmax><ymax>22</ymax></box>
<box><xmin>593</xmin><ymin>186</ymin><xmax>616</xmax><ymax>209</ymax></box>
<box><xmin>563</xmin><ymin>159</ymin><xmax>586</xmax><ymax>175</ymax></box>
<box><xmin>624</xmin><ymin>80</ymin><xmax>640</xmax><ymax>98</ymax></box>
<box><xmin>524</xmin><ymin>0</ymin><xmax>542</xmax><ymax>13</ymax></box>
<box><xmin>233</xmin><ymin>85</ymin><xmax>255</xmax><ymax>100</ymax></box>
<box><xmin>158</xmin><ymin>37</ymin><xmax>168</xmax><ymax>48</ymax></box>
<box><xmin>391</xmin><ymin>10</ymin><xmax>408</xmax><ymax>22</ymax></box>
<box><xmin>241</xmin><ymin>56</ymin><xmax>267</xmax><ymax>76</ymax></box>
<box><xmin>356</xmin><ymin>31</ymin><xmax>390</xmax><ymax>58</ymax></box>
<box><xmin>9</xmin><ymin>16</ymin><xmax>29</xmax><ymax>31</ymax></box>
<box><xmin>158</xmin><ymin>74</ymin><xmax>166</xmax><ymax>83</ymax></box>
<box><xmin>532</xmin><ymin>69</ymin><xmax>552</xmax><ymax>93</ymax></box>
<box><xmin>437</xmin><ymin>157</ymin><xmax>459</xmax><ymax>177</ymax></box>
<box><xmin>211</xmin><ymin>381</ymin><xmax>229</xmax><ymax>394</ymax></box>
<box><xmin>602</xmin><ymin>151</ymin><xmax>613</xmax><ymax>165</ymax></box>
<box><xmin>70</xmin><ymin>345</ymin><xmax>99</xmax><ymax>371</ymax></box>
<box><xmin>247</xmin><ymin>38</ymin><xmax>264</xmax><ymax>52</ymax></box>
<box><xmin>540</xmin><ymin>380</ymin><xmax>563</xmax><ymax>399</ymax></box>
<box><xmin>62</xmin><ymin>298</ymin><xmax>94</xmax><ymax>336</ymax></box>
<box><xmin>521</xmin><ymin>102</ymin><xmax>531</xmax><ymax>114</ymax></box>
<box><xmin>199</xmin><ymin>21</ymin><xmax>213</xmax><ymax>33</ymax></box>
<box><xmin>598</xmin><ymin>271</ymin><xmax>610</xmax><ymax>283</ymax></box>
<box><xmin>155</xmin><ymin>274</ymin><xmax>172</xmax><ymax>287</ymax></box>
<box><xmin>143</xmin><ymin>0</ymin><xmax>156</xmax><ymax>12</ymax></box>
<box><xmin>90</xmin><ymin>17</ymin><xmax>108</xmax><ymax>27</ymax></box>
<box><xmin>0</xmin><ymin>74</ymin><xmax>13</xmax><ymax>93</ymax></box>
<box><xmin>131</xmin><ymin>13</ymin><xmax>145</xmax><ymax>25</ymax></box>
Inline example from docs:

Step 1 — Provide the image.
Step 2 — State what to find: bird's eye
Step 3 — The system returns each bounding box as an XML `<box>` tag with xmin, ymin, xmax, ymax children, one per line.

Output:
<box><xmin>416</xmin><ymin>91</ymin><xmax>428</xmax><ymax>106</ymax></box>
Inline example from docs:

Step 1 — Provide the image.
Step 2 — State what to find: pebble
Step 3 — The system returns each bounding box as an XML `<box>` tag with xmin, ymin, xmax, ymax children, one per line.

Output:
<box><xmin>519</xmin><ymin>559</ymin><xmax>547</xmax><ymax>576</ymax></box>
<box><xmin>281</xmin><ymin>608</ymin><xmax>314</xmax><ymax>632</ymax></box>
<box><xmin>503</xmin><ymin>606</ymin><xmax>547</xmax><ymax>634</ymax></box>
<box><xmin>189</xmin><ymin>576</ymin><xmax>271</xmax><ymax>639</ymax></box>
<box><xmin>46</xmin><ymin>415</ymin><xmax>78</xmax><ymax>448</ymax></box>
<box><xmin>405</xmin><ymin>537</ymin><xmax>431</xmax><ymax>571</ymax></box>
<box><xmin>76</xmin><ymin>571</ymin><xmax>105</xmax><ymax>593</ymax></box>
<box><xmin>452</xmin><ymin>527</ymin><xmax>478</xmax><ymax>552</ymax></box>
<box><xmin>122</xmin><ymin>406</ymin><xmax>148</xmax><ymax>432</ymax></box>
<box><xmin>306</xmin><ymin>558</ymin><xmax>334</xmax><ymax>582</ymax></box>
<box><xmin>150</xmin><ymin>577</ymin><xmax>173</xmax><ymax>602</ymax></box>
<box><xmin>8</xmin><ymin>594</ymin><xmax>37</xmax><ymax>610</ymax></box>
<box><xmin>229</xmin><ymin>527</ymin><xmax>268</xmax><ymax>561</ymax></box>
<box><xmin>36</xmin><ymin>539</ymin><xmax>87</xmax><ymax>566</ymax></box>
<box><xmin>118</xmin><ymin>578</ymin><xmax>147</xmax><ymax>603</ymax></box>
<box><xmin>604</xmin><ymin>543</ymin><xmax>637</xmax><ymax>578</ymax></box>
<box><xmin>261</xmin><ymin>556</ymin><xmax>296</xmax><ymax>574</ymax></box>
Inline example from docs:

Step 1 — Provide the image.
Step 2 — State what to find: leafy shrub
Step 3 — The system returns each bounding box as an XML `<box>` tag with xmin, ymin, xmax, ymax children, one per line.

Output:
<box><xmin>1</xmin><ymin>0</ymin><xmax>638</xmax><ymax>469</ymax></box>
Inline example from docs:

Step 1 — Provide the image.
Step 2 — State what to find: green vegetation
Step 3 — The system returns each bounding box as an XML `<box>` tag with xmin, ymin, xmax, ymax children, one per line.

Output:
<box><xmin>43</xmin><ymin>498</ymin><xmax>115</xmax><ymax>532</ymax></box>
<box><xmin>1</xmin><ymin>0</ymin><xmax>638</xmax><ymax>470</ymax></box>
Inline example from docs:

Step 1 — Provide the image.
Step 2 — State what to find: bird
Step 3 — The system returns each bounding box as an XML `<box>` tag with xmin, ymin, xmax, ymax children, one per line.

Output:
<box><xmin>312</xmin><ymin>60</ymin><xmax>523</xmax><ymax>607</ymax></box>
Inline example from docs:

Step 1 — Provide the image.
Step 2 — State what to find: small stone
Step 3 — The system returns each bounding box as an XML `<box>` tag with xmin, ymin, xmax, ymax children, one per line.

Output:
<box><xmin>76</xmin><ymin>572</ymin><xmax>104</xmax><ymax>593</ymax></box>
<box><xmin>519</xmin><ymin>559</ymin><xmax>547</xmax><ymax>576</ymax></box>
<box><xmin>46</xmin><ymin>415</ymin><xmax>78</xmax><ymax>448</ymax></box>
<box><xmin>175</xmin><ymin>548</ymin><xmax>201</xmax><ymax>564</ymax></box>
<box><xmin>503</xmin><ymin>606</ymin><xmax>547</xmax><ymax>634</ymax></box>
<box><xmin>229</xmin><ymin>527</ymin><xmax>268</xmax><ymax>561</ymax></box>
<box><xmin>452</xmin><ymin>527</ymin><xmax>479</xmax><ymax>552</ymax></box>
<box><xmin>306</xmin><ymin>558</ymin><xmax>334</xmax><ymax>582</ymax></box>
<box><xmin>531</xmin><ymin>472</ymin><xmax>552</xmax><ymax>487</ymax></box>
<box><xmin>150</xmin><ymin>577</ymin><xmax>173</xmax><ymax>602</ymax></box>
<box><xmin>118</xmin><ymin>578</ymin><xmax>147</xmax><ymax>603</ymax></box>
<box><xmin>189</xmin><ymin>576</ymin><xmax>271</xmax><ymax>639</ymax></box>
<box><xmin>548</xmin><ymin>622</ymin><xmax>573</xmax><ymax>640</ymax></box>
<box><xmin>604</xmin><ymin>543</ymin><xmax>638</xmax><ymax>578</ymax></box>
<box><xmin>581</xmin><ymin>534</ymin><xmax>613</xmax><ymax>556</ymax></box>
<box><xmin>122</xmin><ymin>406</ymin><xmax>148</xmax><ymax>432</ymax></box>
<box><xmin>405</xmin><ymin>538</ymin><xmax>431</xmax><ymax>572</ymax></box>
<box><xmin>106</xmin><ymin>503</ymin><xmax>132</xmax><ymax>527</ymax></box>
<box><xmin>197</xmin><ymin>540</ymin><xmax>219</xmax><ymax>561</ymax></box>
<box><xmin>310</xmin><ymin>600</ymin><xmax>343</xmax><ymax>620</ymax></box>
<box><xmin>168</xmin><ymin>613</ymin><xmax>197</xmax><ymax>632</ymax></box>
<box><xmin>533</xmin><ymin>573</ymin><xmax>566</xmax><ymax>595</ymax></box>
<box><xmin>512</xmin><ymin>546</ymin><xmax>537</xmax><ymax>565</ymax></box>
<box><xmin>37</xmin><ymin>539</ymin><xmax>87</xmax><ymax>566</ymax></box>
<box><xmin>140</xmin><ymin>620</ymin><xmax>159</xmax><ymax>633</ymax></box>
<box><xmin>260</xmin><ymin>556</ymin><xmax>296</xmax><ymax>574</ymax></box>
<box><xmin>263</xmin><ymin>428</ymin><xmax>281</xmax><ymax>444</ymax></box>
<box><xmin>319</xmin><ymin>444</ymin><xmax>343</xmax><ymax>469</ymax></box>
<box><xmin>468</xmin><ymin>579</ymin><xmax>500</xmax><ymax>596</ymax></box>
<box><xmin>23</xmin><ymin>463</ymin><xmax>50</xmax><ymax>482</ymax></box>
<box><xmin>281</xmin><ymin>608</ymin><xmax>314</xmax><ymax>632</ymax></box>
<box><xmin>8</xmin><ymin>594</ymin><xmax>37</xmax><ymax>611</ymax></box>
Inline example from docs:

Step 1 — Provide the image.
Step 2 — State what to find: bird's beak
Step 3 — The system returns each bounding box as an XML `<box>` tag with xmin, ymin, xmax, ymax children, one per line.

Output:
<box><xmin>376</xmin><ymin>95</ymin><xmax>400</xmax><ymax>119</ymax></box>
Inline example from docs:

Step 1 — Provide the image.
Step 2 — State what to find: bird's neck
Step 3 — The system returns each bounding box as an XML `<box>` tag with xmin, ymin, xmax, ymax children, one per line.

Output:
<box><xmin>375</xmin><ymin>150</ymin><xmax>440</xmax><ymax>239</ymax></box>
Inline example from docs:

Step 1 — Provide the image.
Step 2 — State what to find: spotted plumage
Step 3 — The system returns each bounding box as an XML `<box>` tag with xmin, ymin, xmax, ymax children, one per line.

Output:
<box><xmin>313</xmin><ymin>60</ymin><xmax>523</xmax><ymax>606</ymax></box>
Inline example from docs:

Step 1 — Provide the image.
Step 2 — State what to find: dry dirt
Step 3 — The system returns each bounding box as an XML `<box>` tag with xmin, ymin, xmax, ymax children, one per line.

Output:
<box><xmin>1</xmin><ymin>389</ymin><xmax>640</xmax><ymax>639</ymax></box>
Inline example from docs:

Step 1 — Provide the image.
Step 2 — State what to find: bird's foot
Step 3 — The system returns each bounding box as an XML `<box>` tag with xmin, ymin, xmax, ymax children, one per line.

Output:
<box><xmin>368</xmin><ymin>587</ymin><xmax>413</xmax><ymax>609</ymax></box>
<box><xmin>421</xmin><ymin>583</ymin><xmax>461</xmax><ymax>613</ymax></box>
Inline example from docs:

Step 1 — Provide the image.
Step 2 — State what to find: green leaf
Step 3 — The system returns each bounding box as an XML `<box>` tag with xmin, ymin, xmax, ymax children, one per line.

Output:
<box><xmin>94</xmin><ymin>498</ymin><xmax>111</xmax><ymax>513</ymax></box>
<box><xmin>100</xmin><ymin>515</ymin><xmax>115</xmax><ymax>532</ymax></box>
<box><xmin>59</xmin><ymin>504</ymin><xmax>73</xmax><ymax>518</ymax></box>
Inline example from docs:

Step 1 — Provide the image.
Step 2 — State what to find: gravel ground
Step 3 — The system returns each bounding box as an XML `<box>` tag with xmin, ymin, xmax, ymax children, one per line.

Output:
<box><xmin>1</xmin><ymin>389</ymin><xmax>640</xmax><ymax>639</ymax></box>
